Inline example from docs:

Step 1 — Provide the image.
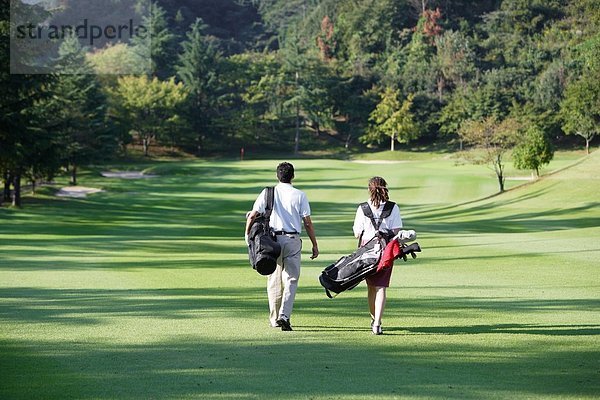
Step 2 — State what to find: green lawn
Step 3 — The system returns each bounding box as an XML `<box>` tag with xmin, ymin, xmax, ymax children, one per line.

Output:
<box><xmin>1</xmin><ymin>151</ymin><xmax>599</xmax><ymax>399</ymax></box>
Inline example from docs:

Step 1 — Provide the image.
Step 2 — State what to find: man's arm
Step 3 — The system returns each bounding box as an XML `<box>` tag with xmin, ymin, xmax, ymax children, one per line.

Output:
<box><xmin>302</xmin><ymin>216</ymin><xmax>319</xmax><ymax>259</ymax></box>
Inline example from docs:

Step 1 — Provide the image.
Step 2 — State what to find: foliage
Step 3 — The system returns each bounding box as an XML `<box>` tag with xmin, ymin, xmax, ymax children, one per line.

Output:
<box><xmin>560</xmin><ymin>73</ymin><xmax>600</xmax><ymax>154</ymax></box>
<box><xmin>0</xmin><ymin>0</ymin><xmax>56</xmax><ymax>206</ymax></box>
<box><xmin>131</xmin><ymin>1</ymin><xmax>177</xmax><ymax>78</ymax></box>
<box><xmin>108</xmin><ymin>76</ymin><xmax>188</xmax><ymax>156</ymax></box>
<box><xmin>3</xmin><ymin>0</ymin><xmax>600</xmax><ymax>197</ymax></box>
<box><xmin>559</xmin><ymin>33</ymin><xmax>600</xmax><ymax>154</ymax></box>
<box><xmin>49</xmin><ymin>35</ymin><xmax>116</xmax><ymax>184</ymax></box>
<box><xmin>458</xmin><ymin>116</ymin><xmax>522</xmax><ymax>192</ymax></box>
<box><xmin>363</xmin><ymin>88</ymin><xmax>417</xmax><ymax>151</ymax></box>
<box><xmin>434</xmin><ymin>30</ymin><xmax>476</xmax><ymax>96</ymax></box>
<box><xmin>316</xmin><ymin>15</ymin><xmax>336</xmax><ymax>61</ymax></box>
<box><xmin>512</xmin><ymin>125</ymin><xmax>554</xmax><ymax>177</ymax></box>
<box><xmin>401</xmin><ymin>16</ymin><xmax>436</xmax><ymax>95</ymax></box>
<box><xmin>176</xmin><ymin>18</ymin><xmax>222</xmax><ymax>153</ymax></box>
<box><xmin>87</xmin><ymin>43</ymin><xmax>148</xmax><ymax>75</ymax></box>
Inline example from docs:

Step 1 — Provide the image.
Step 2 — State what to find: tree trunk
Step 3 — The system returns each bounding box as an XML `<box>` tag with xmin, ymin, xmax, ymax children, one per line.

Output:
<box><xmin>71</xmin><ymin>164</ymin><xmax>77</xmax><ymax>186</ymax></box>
<box><xmin>294</xmin><ymin>101</ymin><xmax>300</xmax><ymax>154</ymax></box>
<box><xmin>391</xmin><ymin>132</ymin><xmax>396</xmax><ymax>151</ymax></box>
<box><xmin>12</xmin><ymin>173</ymin><xmax>21</xmax><ymax>207</ymax></box>
<box><xmin>3</xmin><ymin>172</ymin><xmax>11</xmax><ymax>203</ymax></box>
<box><xmin>143</xmin><ymin>137</ymin><xmax>150</xmax><ymax>157</ymax></box>
<box><xmin>497</xmin><ymin>173</ymin><xmax>504</xmax><ymax>192</ymax></box>
<box><xmin>494</xmin><ymin>156</ymin><xmax>505</xmax><ymax>192</ymax></box>
<box><xmin>437</xmin><ymin>76</ymin><xmax>444</xmax><ymax>102</ymax></box>
<box><xmin>294</xmin><ymin>71</ymin><xmax>300</xmax><ymax>155</ymax></box>
<box><xmin>586</xmin><ymin>138</ymin><xmax>590</xmax><ymax>154</ymax></box>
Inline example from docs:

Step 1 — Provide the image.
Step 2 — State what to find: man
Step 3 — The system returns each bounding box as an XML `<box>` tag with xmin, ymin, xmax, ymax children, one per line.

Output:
<box><xmin>245</xmin><ymin>162</ymin><xmax>319</xmax><ymax>331</ymax></box>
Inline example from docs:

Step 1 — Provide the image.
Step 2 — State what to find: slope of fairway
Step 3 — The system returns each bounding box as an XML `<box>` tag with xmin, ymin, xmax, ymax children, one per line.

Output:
<box><xmin>0</xmin><ymin>152</ymin><xmax>598</xmax><ymax>400</ymax></box>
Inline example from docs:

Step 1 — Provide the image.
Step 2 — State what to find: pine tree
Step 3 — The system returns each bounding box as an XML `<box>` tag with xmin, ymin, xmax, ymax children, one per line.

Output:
<box><xmin>176</xmin><ymin>18</ymin><xmax>221</xmax><ymax>154</ymax></box>
<box><xmin>0</xmin><ymin>0</ymin><xmax>55</xmax><ymax>206</ymax></box>
<box><xmin>51</xmin><ymin>34</ymin><xmax>115</xmax><ymax>185</ymax></box>
<box><xmin>131</xmin><ymin>1</ymin><xmax>177</xmax><ymax>78</ymax></box>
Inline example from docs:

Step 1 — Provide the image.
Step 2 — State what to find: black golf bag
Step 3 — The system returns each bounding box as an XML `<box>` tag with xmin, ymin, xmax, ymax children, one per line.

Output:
<box><xmin>248</xmin><ymin>187</ymin><xmax>281</xmax><ymax>275</ymax></box>
<box><xmin>319</xmin><ymin>235</ymin><xmax>387</xmax><ymax>298</ymax></box>
<box><xmin>319</xmin><ymin>232</ymin><xmax>421</xmax><ymax>298</ymax></box>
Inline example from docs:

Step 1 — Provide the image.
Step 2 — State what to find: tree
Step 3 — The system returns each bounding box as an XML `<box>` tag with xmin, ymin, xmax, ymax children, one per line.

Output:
<box><xmin>333</xmin><ymin>0</ymin><xmax>410</xmax><ymax>77</ymax></box>
<box><xmin>512</xmin><ymin>125</ymin><xmax>554</xmax><ymax>177</ymax></box>
<box><xmin>281</xmin><ymin>31</ymin><xmax>310</xmax><ymax>154</ymax></box>
<box><xmin>87</xmin><ymin>43</ymin><xmax>148</xmax><ymax>75</ymax></box>
<box><xmin>363</xmin><ymin>88</ymin><xmax>417</xmax><ymax>151</ymax></box>
<box><xmin>0</xmin><ymin>0</ymin><xmax>55</xmax><ymax>206</ymax></box>
<box><xmin>438</xmin><ymin>85</ymin><xmax>473</xmax><ymax>148</ymax></box>
<box><xmin>108</xmin><ymin>76</ymin><xmax>188</xmax><ymax>157</ymax></box>
<box><xmin>402</xmin><ymin>16</ymin><xmax>436</xmax><ymax>95</ymax></box>
<box><xmin>458</xmin><ymin>116</ymin><xmax>522</xmax><ymax>192</ymax></box>
<box><xmin>560</xmin><ymin>74</ymin><xmax>599</xmax><ymax>154</ymax></box>
<box><xmin>227</xmin><ymin>52</ymin><xmax>290</xmax><ymax>149</ymax></box>
<box><xmin>51</xmin><ymin>34</ymin><xmax>114</xmax><ymax>185</ymax></box>
<box><xmin>434</xmin><ymin>30</ymin><xmax>476</xmax><ymax>100</ymax></box>
<box><xmin>131</xmin><ymin>1</ymin><xmax>176</xmax><ymax>79</ymax></box>
<box><xmin>559</xmin><ymin>35</ymin><xmax>600</xmax><ymax>154</ymax></box>
<box><xmin>176</xmin><ymin>18</ymin><xmax>222</xmax><ymax>154</ymax></box>
<box><xmin>316</xmin><ymin>15</ymin><xmax>336</xmax><ymax>62</ymax></box>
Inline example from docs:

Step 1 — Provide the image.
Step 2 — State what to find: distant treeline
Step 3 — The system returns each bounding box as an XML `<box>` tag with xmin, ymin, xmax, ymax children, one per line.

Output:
<box><xmin>1</xmin><ymin>0</ymin><xmax>599</xmax><ymax>205</ymax></box>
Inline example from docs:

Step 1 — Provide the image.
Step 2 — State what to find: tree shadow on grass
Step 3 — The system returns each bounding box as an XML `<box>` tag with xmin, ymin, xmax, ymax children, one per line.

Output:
<box><xmin>0</xmin><ymin>287</ymin><xmax>267</xmax><ymax>325</ymax></box>
<box><xmin>390</xmin><ymin>323</ymin><xmax>600</xmax><ymax>336</ymax></box>
<box><xmin>1</xmin><ymin>286</ymin><xmax>599</xmax><ymax>399</ymax></box>
<box><xmin>2</xmin><ymin>336</ymin><xmax>598</xmax><ymax>400</ymax></box>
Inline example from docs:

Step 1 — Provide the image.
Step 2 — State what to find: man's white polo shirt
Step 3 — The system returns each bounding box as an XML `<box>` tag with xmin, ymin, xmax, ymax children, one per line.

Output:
<box><xmin>252</xmin><ymin>183</ymin><xmax>311</xmax><ymax>234</ymax></box>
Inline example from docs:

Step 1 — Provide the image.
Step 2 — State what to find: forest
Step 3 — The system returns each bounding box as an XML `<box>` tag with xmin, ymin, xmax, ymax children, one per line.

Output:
<box><xmin>1</xmin><ymin>0</ymin><xmax>599</xmax><ymax>205</ymax></box>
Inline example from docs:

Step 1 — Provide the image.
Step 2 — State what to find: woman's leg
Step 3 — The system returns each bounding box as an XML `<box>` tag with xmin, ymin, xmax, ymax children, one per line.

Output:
<box><xmin>367</xmin><ymin>284</ymin><xmax>376</xmax><ymax>322</ymax></box>
<box><xmin>373</xmin><ymin>286</ymin><xmax>387</xmax><ymax>327</ymax></box>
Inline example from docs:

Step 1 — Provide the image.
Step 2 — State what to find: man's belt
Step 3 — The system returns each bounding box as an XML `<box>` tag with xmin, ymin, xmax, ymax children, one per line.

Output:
<box><xmin>273</xmin><ymin>230</ymin><xmax>299</xmax><ymax>235</ymax></box>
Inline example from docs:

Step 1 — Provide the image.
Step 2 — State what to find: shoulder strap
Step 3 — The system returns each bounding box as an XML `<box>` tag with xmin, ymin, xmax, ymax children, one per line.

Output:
<box><xmin>380</xmin><ymin>201</ymin><xmax>396</xmax><ymax>219</ymax></box>
<box><xmin>361</xmin><ymin>201</ymin><xmax>396</xmax><ymax>231</ymax></box>
<box><xmin>264</xmin><ymin>186</ymin><xmax>275</xmax><ymax>220</ymax></box>
<box><xmin>360</xmin><ymin>202</ymin><xmax>377</xmax><ymax>229</ymax></box>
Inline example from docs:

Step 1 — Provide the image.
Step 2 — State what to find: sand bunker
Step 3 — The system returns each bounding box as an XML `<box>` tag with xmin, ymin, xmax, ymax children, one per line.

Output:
<box><xmin>101</xmin><ymin>171</ymin><xmax>158</xmax><ymax>179</ymax></box>
<box><xmin>56</xmin><ymin>186</ymin><xmax>105</xmax><ymax>198</ymax></box>
<box><xmin>351</xmin><ymin>160</ymin><xmax>410</xmax><ymax>164</ymax></box>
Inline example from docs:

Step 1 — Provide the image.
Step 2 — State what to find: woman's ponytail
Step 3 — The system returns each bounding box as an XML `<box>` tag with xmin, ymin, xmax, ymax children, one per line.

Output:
<box><xmin>368</xmin><ymin>176</ymin><xmax>389</xmax><ymax>208</ymax></box>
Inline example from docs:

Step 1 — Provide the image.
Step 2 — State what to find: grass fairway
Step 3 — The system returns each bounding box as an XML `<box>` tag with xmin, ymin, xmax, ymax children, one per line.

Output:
<box><xmin>1</xmin><ymin>151</ymin><xmax>599</xmax><ymax>399</ymax></box>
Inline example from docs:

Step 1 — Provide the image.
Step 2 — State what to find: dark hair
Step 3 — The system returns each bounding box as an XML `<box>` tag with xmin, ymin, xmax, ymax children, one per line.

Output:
<box><xmin>368</xmin><ymin>176</ymin><xmax>389</xmax><ymax>208</ymax></box>
<box><xmin>277</xmin><ymin>162</ymin><xmax>295</xmax><ymax>183</ymax></box>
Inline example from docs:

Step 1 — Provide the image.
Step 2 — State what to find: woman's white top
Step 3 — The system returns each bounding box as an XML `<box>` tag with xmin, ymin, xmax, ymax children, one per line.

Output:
<box><xmin>352</xmin><ymin>200</ymin><xmax>402</xmax><ymax>242</ymax></box>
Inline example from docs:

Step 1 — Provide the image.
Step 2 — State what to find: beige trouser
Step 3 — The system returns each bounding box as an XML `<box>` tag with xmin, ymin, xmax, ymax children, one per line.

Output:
<box><xmin>267</xmin><ymin>234</ymin><xmax>302</xmax><ymax>326</ymax></box>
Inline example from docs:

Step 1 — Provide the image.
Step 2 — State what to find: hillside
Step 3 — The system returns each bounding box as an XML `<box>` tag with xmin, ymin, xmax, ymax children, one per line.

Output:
<box><xmin>157</xmin><ymin>0</ymin><xmax>274</xmax><ymax>53</ymax></box>
<box><xmin>415</xmin><ymin>150</ymin><xmax>599</xmax><ymax>232</ymax></box>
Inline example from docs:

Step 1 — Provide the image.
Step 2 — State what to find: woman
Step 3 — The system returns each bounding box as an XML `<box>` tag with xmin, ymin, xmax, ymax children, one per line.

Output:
<box><xmin>352</xmin><ymin>176</ymin><xmax>402</xmax><ymax>335</ymax></box>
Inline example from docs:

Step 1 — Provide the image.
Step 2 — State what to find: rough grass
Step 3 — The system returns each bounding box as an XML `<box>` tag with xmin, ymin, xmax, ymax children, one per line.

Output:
<box><xmin>0</xmin><ymin>151</ymin><xmax>598</xmax><ymax>399</ymax></box>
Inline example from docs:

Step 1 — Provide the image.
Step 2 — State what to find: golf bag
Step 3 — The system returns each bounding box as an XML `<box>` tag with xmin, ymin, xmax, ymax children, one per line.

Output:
<box><xmin>247</xmin><ymin>187</ymin><xmax>281</xmax><ymax>275</ymax></box>
<box><xmin>319</xmin><ymin>232</ymin><xmax>421</xmax><ymax>298</ymax></box>
<box><xmin>319</xmin><ymin>200</ymin><xmax>395</xmax><ymax>297</ymax></box>
<box><xmin>319</xmin><ymin>234</ymin><xmax>387</xmax><ymax>298</ymax></box>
